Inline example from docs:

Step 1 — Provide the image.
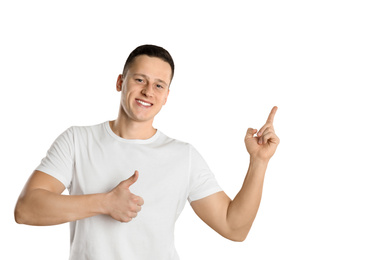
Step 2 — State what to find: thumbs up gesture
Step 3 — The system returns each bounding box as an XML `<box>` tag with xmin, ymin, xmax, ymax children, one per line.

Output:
<box><xmin>102</xmin><ymin>170</ymin><xmax>144</xmax><ymax>223</ymax></box>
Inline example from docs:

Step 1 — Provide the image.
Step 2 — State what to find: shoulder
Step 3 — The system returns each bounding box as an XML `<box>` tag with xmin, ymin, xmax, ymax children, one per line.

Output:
<box><xmin>158</xmin><ymin>131</ymin><xmax>193</xmax><ymax>148</ymax></box>
<box><xmin>155</xmin><ymin>132</ymin><xmax>209</xmax><ymax>164</ymax></box>
<box><xmin>69</xmin><ymin>121</ymin><xmax>106</xmax><ymax>136</ymax></box>
<box><xmin>53</xmin><ymin>122</ymin><xmax>107</xmax><ymax>146</ymax></box>
<box><xmin>156</xmin><ymin>132</ymin><xmax>198</xmax><ymax>158</ymax></box>
<box><xmin>160</xmin><ymin>134</ymin><xmax>208</xmax><ymax>163</ymax></box>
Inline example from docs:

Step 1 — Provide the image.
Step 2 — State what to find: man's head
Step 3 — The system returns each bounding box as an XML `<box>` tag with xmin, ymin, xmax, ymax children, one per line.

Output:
<box><xmin>116</xmin><ymin>45</ymin><xmax>174</xmax><ymax>125</ymax></box>
<box><xmin>122</xmin><ymin>44</ymin><xmax>175</xmax><ymax>81</ymax></box>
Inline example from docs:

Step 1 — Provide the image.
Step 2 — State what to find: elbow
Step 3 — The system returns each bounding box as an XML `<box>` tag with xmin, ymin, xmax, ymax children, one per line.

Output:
<box><xmin>224</xmin><ymin>220</ymin><xmax>251</xmax><ymax>242</ymax></box>
<box><xmin>14</xmin><ymin>204</ymin><xmax>24</xmax><ymax>224</ymax></box>
<box><xmin>236</xmin><ymin>234</ymin><xmax>248</xmax><ymax>242</ymax></box>
<box><xmin>225</xmin><ymin>229</ymin><xmax>249</xmax><ymax>242</ymax></box>
<box><xmin>229</xmin><ymin>234</ymin><xmax>247</xmax><ymax>242</ymax></box>
<box><xmin>14</xmin><ymin>199</ymin><xmax>29</xmax><ymax>225</ymax></box>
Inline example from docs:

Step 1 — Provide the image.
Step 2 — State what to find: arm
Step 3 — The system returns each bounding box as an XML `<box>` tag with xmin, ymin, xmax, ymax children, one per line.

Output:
<box><xmin>191</xmin><ymin>106</ymin><xmax>279</xmax><ymax>241</ymax></box>
<box><xmin>14</xmin><ymin>170</ymin><xmax>144</xmax><ymax>226</ymax></box>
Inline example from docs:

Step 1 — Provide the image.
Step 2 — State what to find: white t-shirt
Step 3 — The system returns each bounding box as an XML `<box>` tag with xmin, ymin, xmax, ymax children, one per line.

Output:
<box><xmin>36</xmin><ymin>121</ymin><xmax>222</xmax><ymax>260</ymax></box>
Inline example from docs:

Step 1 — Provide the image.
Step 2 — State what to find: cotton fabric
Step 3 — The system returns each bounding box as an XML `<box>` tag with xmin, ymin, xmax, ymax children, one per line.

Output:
<box><xmin>36</xmin><ymin>121</ymin><xmax>222</xmax><ymax>259</ymax></box>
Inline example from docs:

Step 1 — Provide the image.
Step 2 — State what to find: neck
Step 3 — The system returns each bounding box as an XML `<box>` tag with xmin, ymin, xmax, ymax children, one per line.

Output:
<box><xmin>110</xmin><ymin>113</ymin><xmax>156</xmax><ymax>140</ymax></box>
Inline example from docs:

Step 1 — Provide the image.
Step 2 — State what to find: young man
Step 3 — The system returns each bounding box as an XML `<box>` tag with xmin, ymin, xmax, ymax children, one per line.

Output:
<box><xmin>14</xmin><ymin>45</ymin><xmax>279</xmax><ymax>259</ymax></box>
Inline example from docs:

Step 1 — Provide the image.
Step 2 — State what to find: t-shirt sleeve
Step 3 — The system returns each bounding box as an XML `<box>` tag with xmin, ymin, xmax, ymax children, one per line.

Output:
<box><xmin>187</xmin><ymin>145</ymin><xmax>222</xmax><ymax>203</ymax></box>
<box><xmin>35</xmin><ymin>127</ymin><xmax>74</xmax><ymax>189</ymax></box>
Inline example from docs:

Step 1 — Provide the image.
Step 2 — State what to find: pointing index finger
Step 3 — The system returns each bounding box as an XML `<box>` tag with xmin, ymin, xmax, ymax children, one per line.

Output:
<box><xmin>266</xmin><ymin>106</ymin><xmax>278</xmax><ymax>124</ymax></box>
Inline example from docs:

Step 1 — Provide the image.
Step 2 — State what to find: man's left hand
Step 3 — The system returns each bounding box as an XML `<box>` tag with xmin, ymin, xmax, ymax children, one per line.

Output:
<box><xmin>245</xmin><ymin>106</ymin><xmax>280</xmax><ymax>162</ymax></box>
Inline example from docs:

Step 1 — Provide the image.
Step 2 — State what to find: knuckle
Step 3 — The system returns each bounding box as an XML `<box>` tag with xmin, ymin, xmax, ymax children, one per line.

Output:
<box><xmin>122</xmin><ymin>216</ymin><xmax>132</xmax><ymax>223</ymax></box>
<box><xmin>130</xmin><ymin>203</ymin><xmax>139</xmax><ymax>211</ymax></box>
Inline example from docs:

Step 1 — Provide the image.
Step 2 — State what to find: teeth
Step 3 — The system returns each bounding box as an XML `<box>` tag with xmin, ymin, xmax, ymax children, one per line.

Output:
<box><xmin>137</xmin><ymin>100</ymin><xmax>152</xmax><ymax>106</ymax></box>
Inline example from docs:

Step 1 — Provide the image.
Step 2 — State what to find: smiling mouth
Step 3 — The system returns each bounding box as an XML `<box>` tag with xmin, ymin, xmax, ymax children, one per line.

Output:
<box><xmin>136</xmin><ymin>99</ymin><xmax>153</xmax><ymax>107</ymax></box>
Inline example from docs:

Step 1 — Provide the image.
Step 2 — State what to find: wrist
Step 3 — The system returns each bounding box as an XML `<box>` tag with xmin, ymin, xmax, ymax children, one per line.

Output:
<box><xmin>99</xmin><ymin>192</ymin><xmax>111</xmax><ymax>216</ymax></box>
<box><xmin>249</xmin><ymin>156</ymin><xmax>269</xmax><ymax>167</ymax></box>
<box><xmin>247</xmin><ymin>157</ymin><xmax>268</xmax><ymax>177</ymax></box>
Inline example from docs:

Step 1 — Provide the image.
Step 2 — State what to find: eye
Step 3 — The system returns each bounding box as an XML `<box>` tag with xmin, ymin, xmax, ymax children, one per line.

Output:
<box><xmin>156</xmin><ymin>84</ymin><xmax>163</xmax><ymax>89</ymax></box>
<box><xmin>135</xmin><ymin>78</ymin><xmax>144</xmax><ymax>83</ymax></box>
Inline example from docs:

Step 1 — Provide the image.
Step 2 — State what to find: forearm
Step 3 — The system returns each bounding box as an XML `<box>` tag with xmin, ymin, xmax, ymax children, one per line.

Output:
<box><xmin>226</xmin><ymin>158</ymin><xmax>268</xmax><ymax>237</ymax></box>
<box><xmin>15</xmin><ymin>189</ymin><xmax>106</xmax><ymax>226</ymax></box>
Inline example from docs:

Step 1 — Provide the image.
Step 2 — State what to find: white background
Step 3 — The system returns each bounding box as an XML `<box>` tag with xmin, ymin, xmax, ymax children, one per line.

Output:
<box><xmin>1</xmin><ymin>0</ymin><xmax>389</xmax><ymax>259</ymax></box>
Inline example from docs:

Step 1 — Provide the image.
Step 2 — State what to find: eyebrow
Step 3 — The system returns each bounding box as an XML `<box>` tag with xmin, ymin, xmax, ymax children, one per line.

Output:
<box><xmin>132</xmin><ymin>73</ymin><xmax>168</xmax><ymax>86</ymax></box>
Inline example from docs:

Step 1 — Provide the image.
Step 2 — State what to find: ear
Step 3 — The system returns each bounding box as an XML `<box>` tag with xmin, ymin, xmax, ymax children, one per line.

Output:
<box><xmin>116</xmin><ymin>74</ymin><xmax>124</xmax><ymax>92</ymax></box>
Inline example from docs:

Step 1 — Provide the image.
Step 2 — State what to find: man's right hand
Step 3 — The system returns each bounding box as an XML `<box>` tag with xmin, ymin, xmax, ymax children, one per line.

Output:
<box><xmin>102</xmin><ymin>170</ymin><xmax>144</xmax><ymax>223</ymax></box>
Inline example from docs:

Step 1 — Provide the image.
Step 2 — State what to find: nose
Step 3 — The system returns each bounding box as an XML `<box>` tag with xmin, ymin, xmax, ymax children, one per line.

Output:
<box><xmin>141</xmin><ymin>83</ymin><xmax>153</xmax><ymax>97</ymax></box>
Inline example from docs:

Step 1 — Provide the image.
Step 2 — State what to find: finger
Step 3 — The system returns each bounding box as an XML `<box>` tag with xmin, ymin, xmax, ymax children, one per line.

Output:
<box><xmin>257</xmin><ymin>124</ymin><xmax>274</xmax><ymax>137</ymax></box>
<box><xmin>261</xmin><ymin>132</ymin><xmax>272</xmax><ymax>144</ymax></box>
<box><xmin>121</xmin><ymin>218</ymin><xmax>132</xmax><ymax>223</ymax></box>
<box><xmin>260</xmin><ymin>125</ymin><xmax>275</xmax><ymax>136</ymax></box>
<box><xmin>137</xmin><ymin>196</ymin><xmax>144</xmax><ymax>206</ymax></box>
<box><xmin>258</xmin><ymin>106</ymin><xmax>277</xmax><ymax>136</ymax></box>
<box><xmin>127</xmin><ymin>211</ymin><xmax>138</xmax><ymax>219</ymax></box>
<box><xmin>129</xmin><ymin>196</ymin><xmax>142</xmax><ymax>213</ymax></box>
<box><xmin>124</xmin><ymin>170</ymin><xmax>139</xmax><ymax>188</ymax></box>
<box><xmin>133</xmin><ymin>196</ymin><xmax>144</xmax><ymax>206</ymax></box>
<box><xmin>261</xmin><ymin>132</ymin><xmax>279</xmax><ymax>145</ymax></box>
<box><xmin>121</xmin><ymin>216</ymin><xmax>133</xmax><ymax>223</ymax></box>
<box><xmin>133</xmin><ymin>204</ymin><xmax>142</xmax><ymax>212</ymax></box>
<box><xmin>258</xmin><ymin>128</ymin><xmax>274</xmax><ymax>144</ymax></box>
<box><xmin>266</xmin><ymin>106</ymin><xmax>278</xmax><ymax>124</ymax></box>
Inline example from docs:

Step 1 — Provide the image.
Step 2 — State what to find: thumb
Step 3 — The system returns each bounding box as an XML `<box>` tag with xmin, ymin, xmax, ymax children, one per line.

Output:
<box><xmin>245</xmin><ymin>128</ymin><xmax>257</xmax><ymax>140</ymax></box>
<box><xmin>123</xmin><ymin>170</ymin><xmax>139</xmax><ymax>188</ymax></box>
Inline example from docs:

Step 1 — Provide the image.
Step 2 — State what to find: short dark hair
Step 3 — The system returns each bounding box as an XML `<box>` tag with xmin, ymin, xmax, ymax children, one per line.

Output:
<box><xmin>122</xmin><ymin>44</ymin><xmax>175</xmax><ymax>80</ymax></box>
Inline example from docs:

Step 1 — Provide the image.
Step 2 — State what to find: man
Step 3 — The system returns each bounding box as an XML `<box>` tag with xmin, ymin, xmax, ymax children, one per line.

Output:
<box><xmin>14</xmin><ymin>44</ymin><xmax>280</xmax><ymax>259</ymax></box>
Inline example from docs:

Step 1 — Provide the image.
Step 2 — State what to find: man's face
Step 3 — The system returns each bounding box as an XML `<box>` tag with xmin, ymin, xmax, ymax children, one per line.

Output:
<box><xmin>117</xmin><ymin>55</ymin><xmax>171</xmax><ymax>124</ymax></box>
